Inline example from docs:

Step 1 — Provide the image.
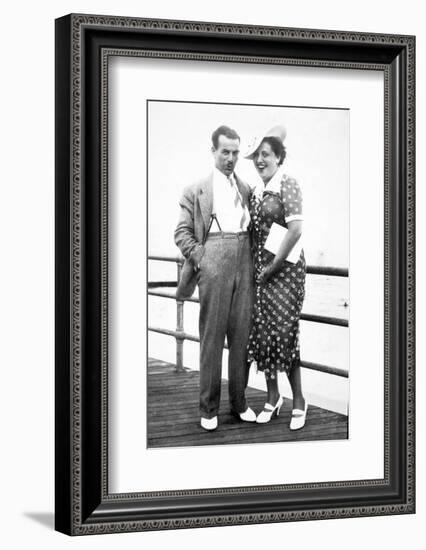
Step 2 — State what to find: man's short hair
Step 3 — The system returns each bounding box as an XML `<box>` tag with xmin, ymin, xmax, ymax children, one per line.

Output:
<box><xmin>211</xmin><ymin>125</ymin><xmax>240</xmax><ymax>149</ymax></box>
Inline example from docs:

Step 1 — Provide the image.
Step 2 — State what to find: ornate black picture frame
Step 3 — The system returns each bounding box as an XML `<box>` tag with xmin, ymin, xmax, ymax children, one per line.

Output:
<box><xmin>55</xmin><ymin>13</ymin><xmax>415</xmax><ymax>535</ymax></box>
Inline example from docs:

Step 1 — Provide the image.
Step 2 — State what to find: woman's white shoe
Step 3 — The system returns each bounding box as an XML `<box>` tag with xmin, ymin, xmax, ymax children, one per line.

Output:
<box><xmin>289</xmin><ymin>401</ymin><xmax>308</xmax><ymax>430</ymax></box>
<box><xmin>256</xmin><ymin>396</ymin><xmax>284</xmax><ymax>424</ymax></box>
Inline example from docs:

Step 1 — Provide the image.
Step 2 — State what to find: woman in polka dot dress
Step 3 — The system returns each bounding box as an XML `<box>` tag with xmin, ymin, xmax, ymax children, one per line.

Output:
<box><xmin>245</xmin><ymin>125</ymin><xmax>308</xmax><ymax>430</ymax></box>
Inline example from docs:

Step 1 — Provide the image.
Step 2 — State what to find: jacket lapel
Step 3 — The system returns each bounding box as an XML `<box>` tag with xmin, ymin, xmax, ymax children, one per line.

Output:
<box><xmin>198</xmin><ymin>174</ymin><xmax>213</xmax><ymax>232</ymax></box>
<box><xmin>234</xmin><ymin>173</ymin><xmax>250</xmax><ymax>208</ymax></box>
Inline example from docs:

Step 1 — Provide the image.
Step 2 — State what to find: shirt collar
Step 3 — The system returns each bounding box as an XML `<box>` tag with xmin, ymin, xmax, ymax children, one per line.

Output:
<box><xmin>253</xmin><ymin>166</ymin><xmax>285</xmax><ymax>200</ymax></box>
<box><xmin>213</xmin><ymin>167</ymin><xmax>235</xmax><ymax>186</ymax></box>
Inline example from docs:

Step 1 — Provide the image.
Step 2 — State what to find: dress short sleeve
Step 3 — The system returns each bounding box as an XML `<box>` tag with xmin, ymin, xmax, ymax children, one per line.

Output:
<box><xmin>281</xmin><ymin>176</ymin><xmax>303</xmax><ymax>223</ymax></box>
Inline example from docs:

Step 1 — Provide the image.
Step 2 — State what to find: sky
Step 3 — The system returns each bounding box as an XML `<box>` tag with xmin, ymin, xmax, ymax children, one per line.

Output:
<box><xmin>148</xmin><ymin>100</ymin><xmax>349</xmax><ymax>268</ymax></box>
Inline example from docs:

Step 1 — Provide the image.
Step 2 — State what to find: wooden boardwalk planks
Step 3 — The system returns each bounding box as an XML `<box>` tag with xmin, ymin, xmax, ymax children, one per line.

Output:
<box><xmin>147</xmin><ymin>358</ymin><xmax>348</xmax><ymax>448</ymax></box>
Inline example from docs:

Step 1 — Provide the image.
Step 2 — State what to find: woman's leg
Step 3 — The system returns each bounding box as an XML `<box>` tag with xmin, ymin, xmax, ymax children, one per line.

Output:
<box><xmin>264</xmin><ymin>374</ymin><xmax>280</xmax><ymax>406</ymax></box>
<box><xmin>288</xmin><ymin>365</ymin><xmax>305</xmax><ymax>410</ymax></box>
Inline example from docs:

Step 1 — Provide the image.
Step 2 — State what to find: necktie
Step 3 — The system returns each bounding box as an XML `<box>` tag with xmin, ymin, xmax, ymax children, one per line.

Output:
<box><xmin>228</xmin><ymin>176</ymin><xmax>247</xmax><ymax>230</ymax></box>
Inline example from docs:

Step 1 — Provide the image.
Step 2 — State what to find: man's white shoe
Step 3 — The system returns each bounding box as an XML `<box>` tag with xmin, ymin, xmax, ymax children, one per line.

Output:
<box><xmin>201</xmin><ymin>416</ymin><xmax>218</xmax><ymax>431</ymax></box>
<box><xmin>238</xmin><ymin>407</ymin><xmax>256</xmax><ymax>422</ymax></box>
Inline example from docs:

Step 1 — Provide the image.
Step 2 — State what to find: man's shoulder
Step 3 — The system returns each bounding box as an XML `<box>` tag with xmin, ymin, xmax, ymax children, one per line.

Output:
<box><xmin>182</xmin><ymin>173</ymin><xmax>213</xmax><ymax>195</ymax></box>
<box><xmin>234</xmin><ymin>173</ymin><xmax>251</xmax><ymax>192</ymax></box>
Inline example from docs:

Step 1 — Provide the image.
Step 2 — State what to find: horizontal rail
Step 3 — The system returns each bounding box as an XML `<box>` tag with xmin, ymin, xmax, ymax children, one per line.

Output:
<box><xmin>149</xmin><ymin>289</ymin><xmax>199</xmax><ymax>303</ymax></box>
<box><xmin>149</xmin><ymin>254</ymin><xmax>183</xmax><ymax>263</ymax></box>
<box><xmin>149</xmin><ymin>326</ymin><xmax>200</xmax><ymax>343</ymax></box>
<box><xmin>147</xmin><ymin>281</ymin><xmax>177</xmax><ymax>288</ymax></box>
<box><xmin>301</xmin><ymin>313</ymin><xmax>348</xmax><ymax>327</ymax></box>
<box><xmin>148</xmin><ymin>326</ymin><xmax>348</xmax><ymax>378</ymax></box>
<box><xmin>301</xmin><ymin>360</ymin><xmax>348</xmax><ymax>378</ymax></box>
<box><xmin>148</xmin><ymin>289</ymin><xmax>348</xmax><ymax>327</ymax></box>
<box><xmin>306</xmin><ymin>266</ymin><xmax>348</xmax><ymax>277</ymax></box>
<box><xmin>148</xmin><ymin>254</ymin><xmax>348</xmax><ymax>277</ymax></box>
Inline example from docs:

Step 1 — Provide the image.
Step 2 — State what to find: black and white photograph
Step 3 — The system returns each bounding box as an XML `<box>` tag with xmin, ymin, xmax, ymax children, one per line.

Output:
<box><xmin>0</xmin><ymin>0</ymin><xmax>419</xmax><ymax>545</ymax></box>
<box><xmin>107</xmin><ymin>48</ymin><xmax>385</xmax><ymax>502</ymax></box>
<box><xmin>147</xmin><ymin>100</ymin><xmax>349</xmax><ymax>448</ymax></box>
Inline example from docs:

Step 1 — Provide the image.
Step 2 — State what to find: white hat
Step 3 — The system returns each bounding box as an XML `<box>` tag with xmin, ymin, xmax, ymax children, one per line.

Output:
<box><xmin>244</xmin><ymin>124</ymin><xmax>287</xmax><ymax>159</ymax></box>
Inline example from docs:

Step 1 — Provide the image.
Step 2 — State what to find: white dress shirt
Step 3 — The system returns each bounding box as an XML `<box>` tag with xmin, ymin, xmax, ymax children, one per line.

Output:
<box><xmin>212</xmin><ymin>168</ymin><xmax>250</xmax><ymax>232</ymax></box>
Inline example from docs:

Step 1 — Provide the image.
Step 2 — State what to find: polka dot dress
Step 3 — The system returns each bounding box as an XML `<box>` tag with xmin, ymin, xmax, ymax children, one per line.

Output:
<box><xmin>247</xmin><ymin>175</ymin><xmax>306</xmax><ymax>379</ymax></box>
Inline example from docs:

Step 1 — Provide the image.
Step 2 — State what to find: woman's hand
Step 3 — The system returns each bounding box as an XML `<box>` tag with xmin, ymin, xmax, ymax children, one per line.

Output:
<box><xmin>257</xmin><ymin>263</ymin><xmax>275</xmax><ymax>284</ymax></box>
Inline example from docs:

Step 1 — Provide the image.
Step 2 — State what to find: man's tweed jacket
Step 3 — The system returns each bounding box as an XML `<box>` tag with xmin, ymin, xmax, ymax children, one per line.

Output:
<box><xmin>174</xmin><ymin>172</ymin><xmax>251</xmax><ymax>300</ymax></box>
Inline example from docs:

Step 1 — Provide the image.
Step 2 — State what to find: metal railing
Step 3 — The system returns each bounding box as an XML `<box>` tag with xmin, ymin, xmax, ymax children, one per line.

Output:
<box><xmin>148</xmin><ymin>254</ymin><xmax>349</xmax><ymax>378</ymax></box>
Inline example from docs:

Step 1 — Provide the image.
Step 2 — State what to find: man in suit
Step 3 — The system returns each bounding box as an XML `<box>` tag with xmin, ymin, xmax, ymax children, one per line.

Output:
<box><xmin>174</xmin><ymin>125</ymin><xmax>256</xmax><ymax>431</ymax></box>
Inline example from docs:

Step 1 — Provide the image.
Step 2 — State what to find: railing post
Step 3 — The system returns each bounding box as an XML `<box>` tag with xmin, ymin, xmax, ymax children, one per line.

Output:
<box><xmin>175</xmin><ymin>263</ymin><xmax>184</xmax><ymax>372</ymax></box>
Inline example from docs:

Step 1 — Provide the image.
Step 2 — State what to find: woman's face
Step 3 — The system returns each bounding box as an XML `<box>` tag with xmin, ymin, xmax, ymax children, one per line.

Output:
<box><xmin>253</xmin><ymin>141</ymin><xmax>280</xmax><ymax>182</ymax></box>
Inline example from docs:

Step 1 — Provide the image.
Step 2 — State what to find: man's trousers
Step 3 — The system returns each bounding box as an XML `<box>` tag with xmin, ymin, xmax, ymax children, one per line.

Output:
<box><xmin>197</xmin><ymin>232</ymin><xmax>254</xmax><ymax>419</ymax></box>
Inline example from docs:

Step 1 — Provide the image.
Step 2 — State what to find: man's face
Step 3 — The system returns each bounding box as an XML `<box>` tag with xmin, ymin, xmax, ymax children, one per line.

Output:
<box><xmin>212</xmin><ymin>135</ymin><xmax>240</xmax><ymax>176</ymax></box>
